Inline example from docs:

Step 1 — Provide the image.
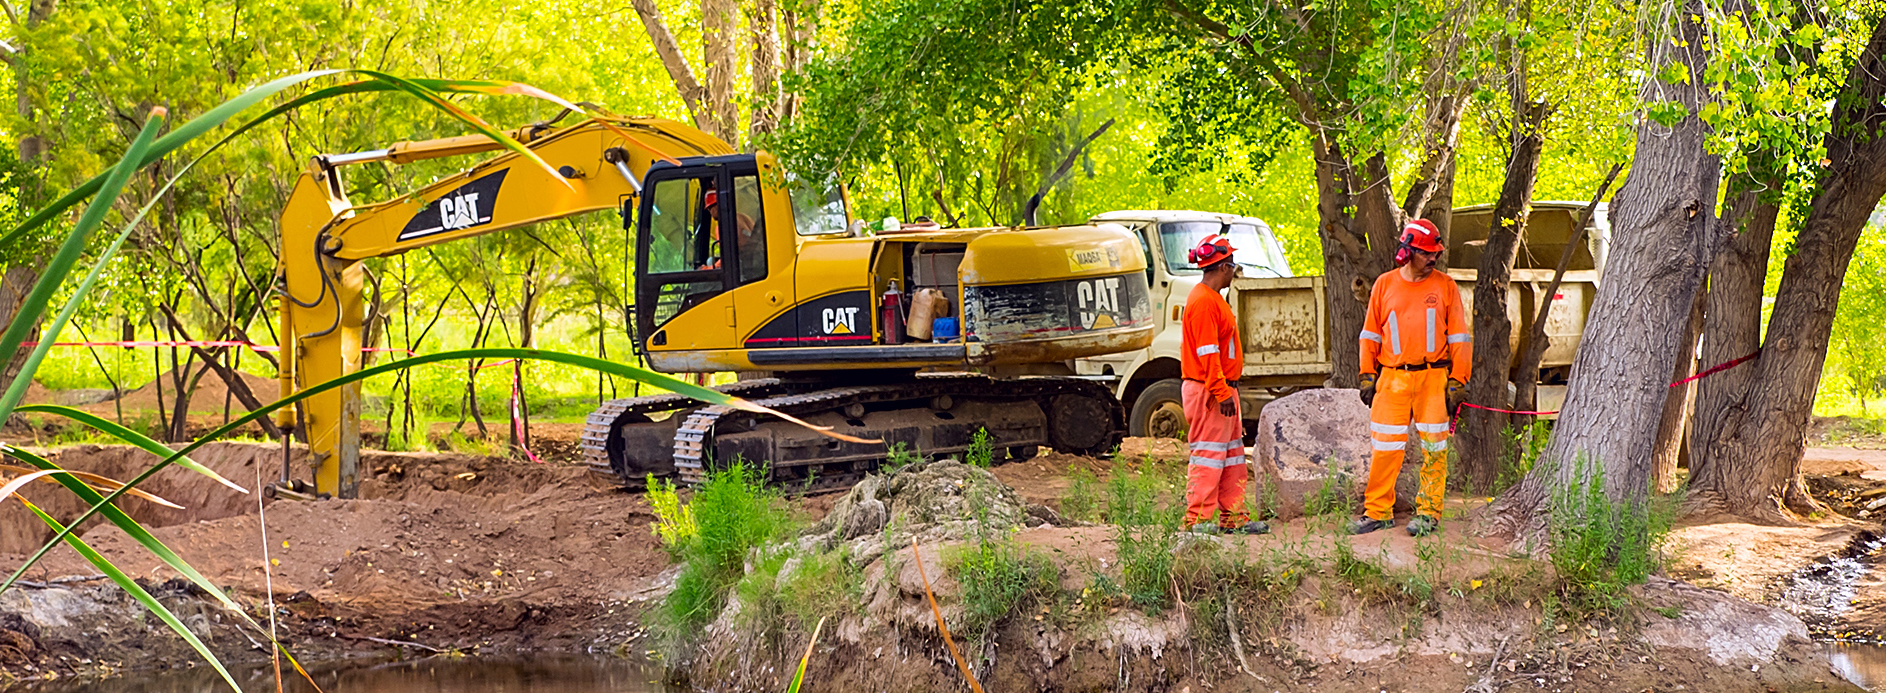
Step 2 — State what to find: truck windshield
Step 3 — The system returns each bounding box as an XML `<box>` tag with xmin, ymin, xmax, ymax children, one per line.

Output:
<box><xmin>1160</xmin><ymin>221</ymin><xmax>1287</xmax><ymax>276</ymax></box>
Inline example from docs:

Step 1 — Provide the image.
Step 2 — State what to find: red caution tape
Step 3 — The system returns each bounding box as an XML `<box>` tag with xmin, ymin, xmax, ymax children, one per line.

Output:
<box><xmin>1669</xmin><ymin>349</ymin><xmax>1760</xmax><ymax>387</ymax></box>
<box><xmin>1452</xmin><ymin>349</ymin><xmax>1763</xmax><ymax>424</ymax></box>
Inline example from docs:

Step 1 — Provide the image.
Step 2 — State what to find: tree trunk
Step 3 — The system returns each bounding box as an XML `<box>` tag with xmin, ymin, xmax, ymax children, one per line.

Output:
<box><xmin>1460</xmin><ymin>101</ymin><xmax>1547</xmax><ymax>494</ymax></box>
<box><xmin>1691</xmin><ymin>19</ymin><xmax>1886</xmax><ymax>522</ymax></box>
<box><xmin>1684</xmin><ymin>179</ymin><xmax>1779</xmax><ymax>504</ymax></box>
<box><xmin>748</xmin><ymin>0</ymin><xmax>782</xmax><ymax>140</ymax></box>
<box><xmin>1652</xmin><ymin>287</ymin><xmax>1706</xmax><ymax>493</ymax></box>
<box><xmin>1311</xmin><ymin>137</ymin><xmax>1368</xmax><ymax>388</ymax></box>
<box><xmin>1483</xmin><ymin>0</ymin><xmax>1719</xmax><ymax>539</ymax></box>
<box><xmin>777</xmin><ymin>0</ymin><xmax>819</xmax><ymax>125</ymax></box>
<box><xmin>0</xmin><ymin>267</ymin><xmax>38</xmax><ymax>386</ymax></box>
<box><xmin>1511</xmin><ymin>165</ymin><xmax>1621</xmax><ymax>417</ymax></box>
<box><xmin>701</xmin><ymin>0</ymin><xmax>741</xmax><ymax>147</ymax></box>
<box><xmin>629</xmin><ymin>0</ymin><xmax>713</xmax><ymax>135</ymax></box>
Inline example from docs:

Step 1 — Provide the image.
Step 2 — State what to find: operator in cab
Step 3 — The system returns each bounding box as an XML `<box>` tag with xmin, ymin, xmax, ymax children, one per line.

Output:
<box><xmin>1180</xmin><ymin>235</ymin><xmax>1269</xmax><ymax>536</ymax></box>
<box><xmin>699</xmin><ymin>188</ymin><xmax>764</xmax><ymax>283</ymax></box>
<box><xmin>1352</xmin><ymin>219</ymin><xmax>1471</xmax><ymax>537</ymax></box>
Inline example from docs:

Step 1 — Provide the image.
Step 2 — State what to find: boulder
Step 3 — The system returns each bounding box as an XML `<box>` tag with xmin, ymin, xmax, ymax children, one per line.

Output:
<box><xmin>1251</xmin><ymin>388</ymin><xmax>1422</xmax><ymax>520</ymax></box>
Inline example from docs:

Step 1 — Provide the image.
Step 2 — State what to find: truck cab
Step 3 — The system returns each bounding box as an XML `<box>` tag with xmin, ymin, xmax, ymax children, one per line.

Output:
<box><xmin>1072</xmin><ymin>211</ymin><xmax>1298</xmax><ymax>437</ymax></box>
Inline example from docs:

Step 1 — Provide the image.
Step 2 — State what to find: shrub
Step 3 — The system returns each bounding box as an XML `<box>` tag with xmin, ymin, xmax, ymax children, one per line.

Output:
<box><xmin>660</xmin><ymin>460</ymin><xmax>793</xmax><ymax>633</ymax></box>
<box><xmin>645</xmin><ymin>474</ymin><xmax>697</xmax><ymax>559</ymax></box>
<box><xmin>1546</xmin><ymin>455</ymin><xmax>1677</xmax><ymax>620</ymax></box>
<box><xmin>947</xmin><ymin>536</ymin><xmax>1059</xmax><ymax>640</ymax></box>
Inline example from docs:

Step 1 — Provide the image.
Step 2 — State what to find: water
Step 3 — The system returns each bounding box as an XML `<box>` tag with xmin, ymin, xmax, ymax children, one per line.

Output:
<box><xmin>1829</xmin><ymin>644</ymin><xmax>1886</xmax><ymax>690</ymax></box>
<box><xmin>0</xmin><ymin>654</ymin><xmax>677</xmax><ymax>693</ymax></box>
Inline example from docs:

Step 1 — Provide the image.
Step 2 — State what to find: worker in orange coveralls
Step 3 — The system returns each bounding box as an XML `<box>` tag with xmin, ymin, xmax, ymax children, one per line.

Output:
<box><xmin>1352</xmin><ymin>219</ymin><xmax>1471</xmax><ymax>537</ymax></box>
<box><xmin>1180</xmin><ymin>235</ymin><xmax>1269</xmax><ymax>536</ymax></box>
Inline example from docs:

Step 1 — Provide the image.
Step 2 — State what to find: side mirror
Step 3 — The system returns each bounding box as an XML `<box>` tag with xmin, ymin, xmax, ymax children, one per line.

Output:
<box><xmin>620</xmin><ymin>198</ymin><xmax>635</xmax><ymax>231</ymax></box>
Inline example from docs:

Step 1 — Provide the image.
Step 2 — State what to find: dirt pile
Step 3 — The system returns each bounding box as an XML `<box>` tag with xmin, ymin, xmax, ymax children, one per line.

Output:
<box><xmin>801</xmin><ymin>459</ymin><xmax>1062</xmax><ymax>566</ymax></box>
<box><xmin>0</xmin><ymin>443</ymin><xmax>673</xmax><ymax>679</ymax></box>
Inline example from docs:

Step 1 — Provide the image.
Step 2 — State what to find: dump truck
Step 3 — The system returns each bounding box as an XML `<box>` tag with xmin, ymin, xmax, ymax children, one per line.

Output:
<box><xmin>1074</xmin><ymin>204</ymin><xmax>1609</xmax><ymax>438</ymax></box>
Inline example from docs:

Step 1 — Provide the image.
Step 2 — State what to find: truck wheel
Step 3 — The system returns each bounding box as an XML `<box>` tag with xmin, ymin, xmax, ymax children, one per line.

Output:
<box><xmin>1130</xmin><ymin>378</ymin><xmax>1187</xmax><ymax>440</ymax></box>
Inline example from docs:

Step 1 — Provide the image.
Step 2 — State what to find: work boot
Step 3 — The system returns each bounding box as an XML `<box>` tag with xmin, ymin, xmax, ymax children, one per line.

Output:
<box><xmin>1230</xmin><ymin>520</ymin><xmax>1271</xmax><ymax>535</ymax></box>
<box><xmin>1188</xmin><ymin>523</ymin><xmax>1223</xmax><ymax>535</ymax></box>
<box><xmin>1407</xmin><ymin>515</ymin><xmax>1441</xmax><ymax>537</ymax></box>
<box><xmin>1349</xmin><ymin>516</ymin><xmax>1395</xmax><ymax>535</ymax></box>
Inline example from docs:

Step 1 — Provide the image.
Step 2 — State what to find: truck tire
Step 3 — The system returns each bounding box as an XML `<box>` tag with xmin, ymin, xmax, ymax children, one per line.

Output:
<box><xmin>1130</xmin><ymin>378</ymin><xmax>1187</xmax><ymax>440</ymax></box>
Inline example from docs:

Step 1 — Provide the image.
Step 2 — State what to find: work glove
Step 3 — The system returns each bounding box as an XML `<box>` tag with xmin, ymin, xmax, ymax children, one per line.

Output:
<box><xmin>1446</xmin><ymin>378</ymin><xmax>1467</xmax><ymax>412</ymax></box>
<box><xmin>1358</xmin><ymin>373</ymin><xmax>1377</xmax><ymax>407</ymax></box>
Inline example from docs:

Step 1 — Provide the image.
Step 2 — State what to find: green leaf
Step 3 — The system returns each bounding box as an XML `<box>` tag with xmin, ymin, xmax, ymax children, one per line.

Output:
<box><xmin>0</xmin><ymin>108</ymin><xmax>165</xmax><ymax>422</ymax></box>
<box><xmin>13</xmin><ymin>498</ymin><xmax>241</xmax><ymax>692</ymax></box>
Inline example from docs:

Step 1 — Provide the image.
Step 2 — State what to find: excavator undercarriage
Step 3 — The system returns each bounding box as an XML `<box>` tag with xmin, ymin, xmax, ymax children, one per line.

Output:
<box><xmin>581</xmin><ymin>373</ymin><xmax>1123</xmax><ymax>491</ymax></box>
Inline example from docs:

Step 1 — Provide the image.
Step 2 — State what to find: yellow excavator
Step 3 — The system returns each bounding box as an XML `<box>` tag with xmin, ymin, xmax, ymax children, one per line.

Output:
<box><xmin>276</xmin><ymin>111</ymin><xmax>1155</xmax><ymax>498</ymax></box>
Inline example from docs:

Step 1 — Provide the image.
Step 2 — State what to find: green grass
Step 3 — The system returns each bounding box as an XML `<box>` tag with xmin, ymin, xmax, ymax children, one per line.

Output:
<box><xmin>1059</xmin><ymin>467</ymin><xmax>1102</xmax><ymax>523</ymax></box>
<box><xmin>946</xmin><ymin>536</ymin><xmax>1059</xmax><ymax>641</ymax></box>
<box><xmin>658</xmin><ymin>460</ymin><xmax>796</xmax><ymax>637</ymax></box>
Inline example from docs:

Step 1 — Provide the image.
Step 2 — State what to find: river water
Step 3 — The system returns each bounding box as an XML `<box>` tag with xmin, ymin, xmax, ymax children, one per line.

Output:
<box><xmin>0</xmin><ymin>654</ymin><xmax>677</xmax><ymax>693</ymax></box>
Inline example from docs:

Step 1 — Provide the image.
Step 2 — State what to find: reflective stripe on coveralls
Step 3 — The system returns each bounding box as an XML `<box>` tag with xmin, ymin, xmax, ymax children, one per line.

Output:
<box><xmin>1182</xmin><ymin>380</ymin><xmax>1249</xmax><ymax>527</ymax></box>
<box><xmin>1363</xmin><ymin>367</ymin><xmax>1450</xmax><ymax>521</ymax></box>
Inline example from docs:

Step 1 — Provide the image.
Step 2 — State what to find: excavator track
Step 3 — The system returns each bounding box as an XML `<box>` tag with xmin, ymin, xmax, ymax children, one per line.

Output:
<box><xmin>579</xmin><ymin>379</ymin><xmax>788</xmax><ymax>486</ymax></box>
<box><xmin>584</xmin><ymin>374</ymin><xmax>1124</xmax><ymax>492</ymax></box>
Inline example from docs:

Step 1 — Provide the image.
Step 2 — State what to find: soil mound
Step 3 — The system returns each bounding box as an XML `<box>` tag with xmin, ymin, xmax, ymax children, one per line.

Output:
<box><xmin>802</xmin><ymin>459</ymin><xmax>1062</xmax><ymax>566</ymax></box>
<box><xmin>103</xmin><ymin>368</ymin><xmax>278</xmax><ymax>413</ymax></box>
<box><xmin>0</xmin><ymin>443</ymin><xmax>669</xmax><ymax>676</ymax></box>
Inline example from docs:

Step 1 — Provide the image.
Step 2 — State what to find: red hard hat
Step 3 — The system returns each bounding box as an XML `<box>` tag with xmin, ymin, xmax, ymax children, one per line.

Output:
<box><xmin>1401</xmin><ymin>218</ymin><xmax>1444</xmax><ymax>254</ymax></box>
<box><xmin>1189</xmin><ymin>234</ymin><xmax>1237</xmax><ymax>268</ymax></box>
<box><xmin>703</xmin><ymin>189</ymin><xmax>719</xmax><ymax>208</ymax></box>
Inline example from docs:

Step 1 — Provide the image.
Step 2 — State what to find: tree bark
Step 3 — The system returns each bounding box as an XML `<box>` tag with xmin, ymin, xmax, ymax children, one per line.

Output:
<box><xmin>1311</xmin><ymin>137</ymin><xmax>1368</xmax><ymax>388</ymax></box>
<box><xmin>1652</xmin><ymin>287</ymin><xmax>1706</xmax><ymax>493</ymax></box>
<box><xmin>1483</xmin><ymin>0</ymin><xmax>1719</xmax><ymax>539</ymax></box>
<box><xmin>629</xmin><ymin>0</ymin><xmax>713</xmax><ymax>136</ymax></box>
<box><xmin>701</xmin><ymin>0</ymin><xmax>741</xmax><ymax>147</ymax></box>
<box><xmin>1684</xmin><ymin>178</ymin><xmax>1779</xmax><ymax>504</ymax></box>
<box><xmin>748</xmin><ymin>0</ymin><xmax>782</xmax><ymax>140</ymax></box>
<box><xmin>1691</xmin><ymin>18</ymin><xmax>1886</xmax><ymax>522</ymax></box>
<box><xmin>1459</xmin><ymin>101</ymin><xmax>1548</xmax><ymax>494</ymax></box>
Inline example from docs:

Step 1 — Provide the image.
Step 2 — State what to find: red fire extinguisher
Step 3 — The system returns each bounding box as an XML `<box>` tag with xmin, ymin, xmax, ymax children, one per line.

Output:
<box><xmin>881</xmin><ymin>280</ymin><xmax>905</xmax><ymax>345</ymax></box>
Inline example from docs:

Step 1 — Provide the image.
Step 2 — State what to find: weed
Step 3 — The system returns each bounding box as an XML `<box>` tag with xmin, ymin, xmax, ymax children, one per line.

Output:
<box><xmin>659</xmin><ymin>460</ymin><xmax>794</xmax><ymax>637</ymax></box>
<box><xmin>1304</xmin><ymin>456</ymin><xmax>1356</xmax><ymax>517</ymax></box>
<box><xmin>946</xmin><ymin>535</ymin><xmax>1058</xmax><ymax>641</ymax></box>
<box><xmin>882</xmin><ymin>442</ymin><xmax>924</xmax><ymax>475</ymax></box>
<box><xmin>645</xmin><ymin>474</ymin><xmax>697</xmax><ymax>559</ymax></box>
<box><xmin>1060</xmin><ymin>467</ymin><xmax>1102</xmax><ymax>523</ymax></box>
<box><xmin>779</xmin><ymin>548</ymin><xmax>864</xmax><ymax>630</ymax></box>
<box><xmin>1101</xmin><ymin>463</ymin><xmax>1180</xmax><ymax>612</ymax></box>
<box><xmin>442</xmin><ymin>430</ymin><xmax>508</xmax><ymax>457</ymax></box>
<box><xmin>966</xmin><ymin>427</ymin><xmax>994</xmax><ymax>468</ymax></box>
<box><xmin>1494</xmin><ymin>419</ymin><xmax>1551</xmax><ymax>494</ymax></box>
<box><xmin>1546</xmin><ymin>455</ymin><xmax>1678</xmax><ymax>621</ymax></box>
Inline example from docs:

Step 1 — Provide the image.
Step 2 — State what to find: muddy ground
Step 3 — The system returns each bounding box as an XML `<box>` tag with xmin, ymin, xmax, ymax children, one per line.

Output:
<box><xmin>0</xmin><ymin>419</ymin><xmax>1883</xmax><ymax>689</ymax></box>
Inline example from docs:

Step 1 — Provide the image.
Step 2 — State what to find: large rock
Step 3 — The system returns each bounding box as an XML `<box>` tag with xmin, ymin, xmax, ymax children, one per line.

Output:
<box><xmin>1251</xmin><ymin>388</ymin><xmax>1420</xmax><ymax>520</ymax></box>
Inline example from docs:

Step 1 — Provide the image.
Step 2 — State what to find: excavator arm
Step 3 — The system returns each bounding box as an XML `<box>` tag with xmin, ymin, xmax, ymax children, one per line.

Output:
<box><xmin>276</xmin><ymin>115</ymin><xmax>731</xmax><ymax>498</ymax></box>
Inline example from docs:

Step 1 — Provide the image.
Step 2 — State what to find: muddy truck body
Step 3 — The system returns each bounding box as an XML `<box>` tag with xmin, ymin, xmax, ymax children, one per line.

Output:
<box><xmin>1073</xmin><ymin>205</ymin><xmax>1609</xmax><ymax>437</ymax></box>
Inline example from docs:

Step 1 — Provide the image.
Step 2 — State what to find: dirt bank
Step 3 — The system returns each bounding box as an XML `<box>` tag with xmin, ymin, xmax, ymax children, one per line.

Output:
<box><xmin>0</xmin><ymin>439</ymin><xmax>1877</xmax><ymax>691</ymax></box>
<box><xmin>0</xmin><ymin>442</ymin><xmax>679</xmax><ymax>681</ymax></box>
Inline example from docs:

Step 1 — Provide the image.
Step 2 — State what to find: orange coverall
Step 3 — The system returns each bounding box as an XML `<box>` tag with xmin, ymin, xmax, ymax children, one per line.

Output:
<box><xmin>1357</xmin><ymin>268</ymin><xmax>1471</xmax><ymax>522</ymax></box>
<box><xmin>1180</xmin><ymin>282</ymin><xmax>1249</xmax><ymax>529</ymax></box>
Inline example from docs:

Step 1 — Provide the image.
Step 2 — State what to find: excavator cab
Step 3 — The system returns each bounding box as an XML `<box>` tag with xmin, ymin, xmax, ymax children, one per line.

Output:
<box><xmin>633</xmin><ymin>155</ymin><xmax>782</xmax><ymax>354</ymax></box>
